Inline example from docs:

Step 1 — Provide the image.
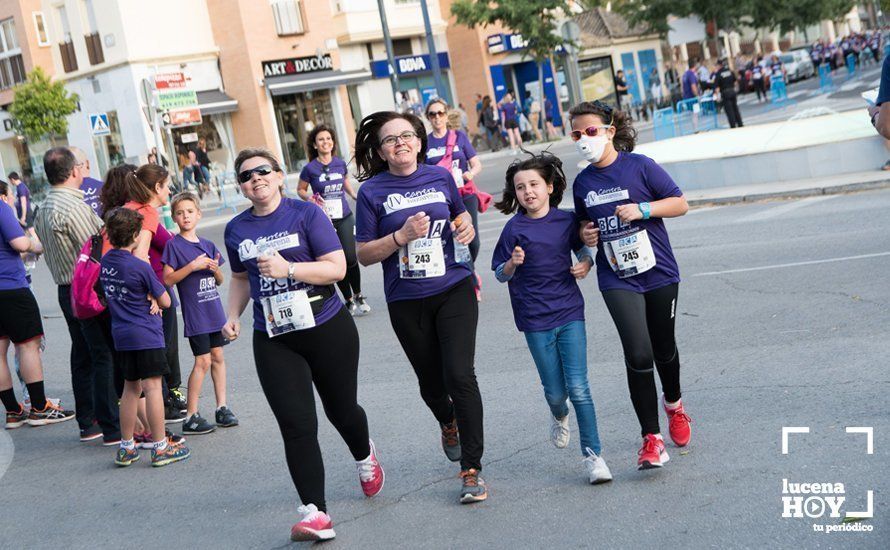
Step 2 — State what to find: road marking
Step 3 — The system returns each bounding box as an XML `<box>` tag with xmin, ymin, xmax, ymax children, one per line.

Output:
<box><xmin>692</xmin><ymin>251</ymin><xmax>890</xmax><ymax>277</ymax></box>
<box><xmin>736</xmin><ymin>195</ymin><xmax>836</xmax><ymax>223</ymax></box>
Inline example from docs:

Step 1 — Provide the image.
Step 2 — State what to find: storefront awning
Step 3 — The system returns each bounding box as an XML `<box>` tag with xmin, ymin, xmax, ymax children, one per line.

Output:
<box><xmin>196</xmin><ymin>90</ymin><xmax>239</xmax><ymax>115</ymax></box>
<box><xmin>266</xmin><ymin>69</ymin><xmax>372</xmax><ymax>96</ymax></box>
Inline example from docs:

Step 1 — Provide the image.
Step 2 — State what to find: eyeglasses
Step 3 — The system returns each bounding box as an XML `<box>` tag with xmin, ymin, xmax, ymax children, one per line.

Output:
<box><xmin>427</xmin><ymin>110</ymin><xmax>447</xmax><ymax>119</ymax></box>
<box><xmin>380</xmin><ymin>131</ymin><xmax>417</xmax><ymax>147</ymax></box>
<box><xmin>238</xmin><ymin>164</ymin><xmax>273</xmax><ymax>183</ymax></box>
<box><xmin>570</xmin><ymin>126</ymin><xmax>611</xmax><ymax>141</ymax></box>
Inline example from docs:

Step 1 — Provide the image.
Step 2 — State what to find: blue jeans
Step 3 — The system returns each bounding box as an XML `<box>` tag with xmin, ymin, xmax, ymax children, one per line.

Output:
<box><xmin>524</xmin><ymin>320</ymin><xmax>602</xmax><ymax>455</ymax></box>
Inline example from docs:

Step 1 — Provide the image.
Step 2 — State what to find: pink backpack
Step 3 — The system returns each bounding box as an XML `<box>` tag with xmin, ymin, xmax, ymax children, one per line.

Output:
<box><xmin>71</xmin><ymin>233</ymin><xmax>106</xmax><ymax>319</ymax></box>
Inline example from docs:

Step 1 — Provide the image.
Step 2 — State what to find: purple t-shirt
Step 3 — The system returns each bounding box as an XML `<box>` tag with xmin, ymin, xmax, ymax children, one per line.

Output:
<box><xmin>80</xmin><ymin>177</ymin><xmax>104</xmax><ymax>218</ymax></box>
<box><xmin>0</xmin><ymin>202</ymin><xmax>28</xmax><ymax>290</ymax></box>
<box><xmin>298</xmin><ymin>157</ymin><xmax>351</xmax><ymax>220</ymax></box>
<box><xmin>224</xmin><ymin>197</ymin><xmax>343</xmax><ymax>333</ymax></box>
<box><xmin>573</xmin><ymin>152</ymin><xmax>682</xmax><ymax>294</ymax></box>
<box><xmin>100</xmin><ymin>249</ymin><xmax>167</xmax><ymax>351</ymax></box>
<box><xmin>500</xmin><ymin>101</ymin><xmax>518</xmax><ymax>122</ymax></box>
<box><xmin>355</xmin><ymin>163</ymin><xmax>471</xmax><ymax>302</ymax></box>
<box><xmin>161</xmin><ymin>234</ymin><xmax>226</xmax><ymax>338</ymax></box>
<box><xmin>425</xmin><ymin>130</ymin><xmax>477</xmax><ymax>173</ymax></box>
<box><xmin>491</xmin><ymin>208</ymin><xmax>585</xmax><ymax>332</ymax></box>
<box><xmin>682</xmin><ymin>69</ymin><xmax>698</xmax><ymax>99</ymax></box>
<box><xmin>15</xmin><ymin>182</ymin><xmax>30</xmax><ymax>220</ymax></box>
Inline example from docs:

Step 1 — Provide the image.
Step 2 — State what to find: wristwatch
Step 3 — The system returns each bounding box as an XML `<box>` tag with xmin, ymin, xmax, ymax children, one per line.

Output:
<box><xmin>638</xmin><ymin>202</ymin><xmax>651</xmax><ymax>220</ymax></box>
<box><xmin>287</xmin><ymin>262</ymin><xmax>296</xmax><ymax>280</ymax></box>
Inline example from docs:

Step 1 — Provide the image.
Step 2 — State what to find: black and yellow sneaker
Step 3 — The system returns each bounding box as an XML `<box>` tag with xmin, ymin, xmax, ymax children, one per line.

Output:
<box><xmin>169</xmin><ymin>388</ymin><xmax>187</xmax><ymax>413</ymax></box>
<box><xmin>459</xmin><ymin>468</ymin><xmax>488</xmax><ymax>504</ymax></box>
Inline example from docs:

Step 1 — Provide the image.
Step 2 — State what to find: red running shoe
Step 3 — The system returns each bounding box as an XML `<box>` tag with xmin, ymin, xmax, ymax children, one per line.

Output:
<box><xmin>356</xmin><ymin>439</ymin><xmax>385</xmax><ymax>497</ymax></box>
<box><xmin>663</xmin><ymin>396</ymin><xmax>692</xmax><ymax>447</ymax></box>
<box><xmin>637</xmin><ymin>434</ymin><xmax>670</xmax><ymax>470</ymax></box>
<box><xmin>290</xmin><ymin>504</ymin><xmax>335</xmax><ymax>542</ymax></box>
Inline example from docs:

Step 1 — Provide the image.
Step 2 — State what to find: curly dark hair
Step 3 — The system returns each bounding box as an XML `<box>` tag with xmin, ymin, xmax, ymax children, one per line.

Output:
<box><xmin>353</xmin><ymin>111</ymin><xmax>427</xmax><ymax>181</ymax></box>
<box><xmin>104</xmin><ymin>207</ymin><xmax>144</xmax><ymax>248</ymax></box>
<box><xmin>495</xmin><ymin>151</ymin><xmax>567</xmax><ymax>215</ymax></box>
<box><xmin>306</xmin><ymin>124</ymin><xmax>337</xmax><ymax>161</ymax></box>
<box><xmin>568</xmin><ymin>100</ymin><xmax>637</xmax><ymax>152</ymax></box>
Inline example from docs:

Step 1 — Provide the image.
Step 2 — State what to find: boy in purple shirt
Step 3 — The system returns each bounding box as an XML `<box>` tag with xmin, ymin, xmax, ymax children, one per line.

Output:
<box><xmin>100</xmin><ymin>207</ymin><xmax>190</xmax><ymax>467</ymax></box>
<box><xmin>162</xmin><ymin>192</ymin><xmax>238</xmax><ymax>434</ymax></box>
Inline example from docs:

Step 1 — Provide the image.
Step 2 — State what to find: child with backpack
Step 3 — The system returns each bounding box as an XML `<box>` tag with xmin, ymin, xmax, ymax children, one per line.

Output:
<box><xmin>162</xmin><ymin>192</ymin><xmax>237</xmax><ymax>434</ymax></box>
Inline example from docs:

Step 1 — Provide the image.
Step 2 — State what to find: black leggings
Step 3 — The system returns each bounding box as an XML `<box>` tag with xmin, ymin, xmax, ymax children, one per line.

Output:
<box><xmin>162</xmin><ymin>298</ymin><xmax>181</xmax><ymax>390</ymax></box>
<box><xmin>332</xmin><ymin>213</ymin><xmax>362</xmax><ymax>301</ymax></box>
<box><xmin>601</xmin><ymin>283</ymin><xmax>682</xmax><ymax>437</ymax></box>
<box><xmin>387</xmin><ymin>276</ymin><xmax>483</xmax><ymax>471</ymax></box>
<box><xmin>461</xmin><ymin>194</ymin><xmax>481</xmax><ymax>263</ymax></box>
<box><xmin>252</xmin><ymin>306</ymin><xmax>370</xmax><ymax>513</ymax></box>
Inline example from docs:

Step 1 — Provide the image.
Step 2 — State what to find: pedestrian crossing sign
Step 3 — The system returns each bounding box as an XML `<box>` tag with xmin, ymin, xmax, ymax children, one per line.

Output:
<box><xmin>90</xmin><ymin>113</ymin><xmax>110</xmax><ymax>136</ymax></box>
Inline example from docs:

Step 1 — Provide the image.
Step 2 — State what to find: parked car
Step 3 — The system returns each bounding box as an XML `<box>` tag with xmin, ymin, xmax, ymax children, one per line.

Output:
<box><xmin>780</xmin><ymin>51</ymin><xmax>815</xmax><ymax>82</ymax></box>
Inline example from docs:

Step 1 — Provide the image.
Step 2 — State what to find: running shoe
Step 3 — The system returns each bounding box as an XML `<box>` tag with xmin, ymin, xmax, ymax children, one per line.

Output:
<box><xmin>139</xmin><ymin>430</ymin><xmax>185</xmax><ymax>449</ymax></box>
<box><xmin>215</xmin><ymin>406</ymin><xmax>239</xmax><ymax>428</ymax></box>
<box><xmin>80</xmin><ymin>423</ymin><xmax>103</xmax><ymax>442</ymax></box>
<box><xmin>26</xmin><ymin>402</ymin><xmax>75</xmax><ymax>426</ymax></box>
<box><xmin>102</xmin><ymin>434</ymin><xmax>122</xmax><ymax>447</ymax></box>
<box><xmin>356</xmin><ymin>439</ymin><xmax>385</xmax><ymax>498</ymax></box>
<box><xmin>346</xmin><ymin>298</ymin><xmax>358</xmax><ymax>316</ymax></box>
<box><xmin>459</xmin><ymin>468</ymin><xmax>488</xmax><ymax>504</ymax></box>
<box><xmin>290</xmin><ymin>504</ymin><xmax>335</xmax><ymax>542</ymax></box>
<box><xmin>550</xmin><ymin>414</ymin><xmax>570</xmax><ymax>449</ymax></box>
<box><xmin>182</xmin><ymin>412</ymin><xmax>215</xmax><ymax>435</ymax></box>
<box><xmin>637</xmin><ymin>434</ymin><xmax>670</xmax><ymax>470</ymax></box>
<box><xmin>114</xmin><ymin>446</ymin><xmax>140</xmax><ymax>467</ymax></box>
<box><xmin>663</xmin><ymin>395</ymin><xmax>692</xmax><ymax>447</ymax></box>
<box><xmin>5</xmin><ymin>404</ymin><xmax>26</xmax><ymax>429</ymax></box>
<box><xmin>151</xmin><ymin>443</ymin><xmax>191</xmax><ymax>467</ymax></box>
<box><xmin>164</xmin><ymin>405</ymin><xmax>186</xmax><ymax>424</ymax></box>
<box><xmin>169</xmin><ymin>388</ymin><xmax>187</xmax><ymax>413</ymax></box>
<box><xmin>23</xmin><ymin>397</ymin><xmax>60</xmax><ymax>412</ymax></box>
<box><xmin>354</xmin><ymin>294</ymin><xmax>371</xmax><ymax>315</ymax></box>
<box><xmin>582</xmin><ymin>448</ymin><xmax>613</xmax><ymax>484</ymax></box>
<box><xmin>134</xmin><ymin>431</ymin><xmax>151</xmax><ymax>449</ymax></box>
<box><xmin>440</xmin><ymin>419</ymin><xmax>461</xmax><ymax>462</ymax></box>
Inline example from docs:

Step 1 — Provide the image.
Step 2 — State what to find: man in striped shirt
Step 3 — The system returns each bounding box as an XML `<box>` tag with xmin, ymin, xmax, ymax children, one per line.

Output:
<box><xmin>34</xmin><ymin>147</ymin><xmax>120</xmax><ymax>444</ymax></box>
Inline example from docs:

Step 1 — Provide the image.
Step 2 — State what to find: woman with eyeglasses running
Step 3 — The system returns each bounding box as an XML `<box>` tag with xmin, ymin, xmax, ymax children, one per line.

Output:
<box><xmin>353</xmin><ymin>111</ymin><xmax>487</xmax><ymax>505</ymax></box>
<box><xmin>423</xmin><ymin>98</ymin><xmax>490</xmax><ymax>300</ymax></box>
<box><xmin>297</xmin><ymin>125</ymin><xmax>370</xmax><ymax>316</ymax></box>
<box><xmin>569</xmin><ymin>100</ymin><xmax>693</xmax><ymax>471</ymax></box>
<box><xmin>222</xmin><ymin>148</ymin><xmax>384</xmax><ymax>542</ymax></box>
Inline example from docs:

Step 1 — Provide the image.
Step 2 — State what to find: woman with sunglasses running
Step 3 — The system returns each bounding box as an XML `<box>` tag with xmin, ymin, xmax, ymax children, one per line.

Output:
<box><xmin>569</xmin><ymin>100</ymin><xmax>693</xmax><ymax>471</ymax></box>
<box><xmin>297</xmin><ymin>125</ymin><xmax>370</xmax><ymax>316</ymax></box>
<box><xmin>223</xmin><ymin>148</ymin><xmax>383</xmax><ymax>542</ymax></box>
<box><xmin>423</xmin><ymin>98</ymin><xmax>490</xmax><ymax>300</ymax></box>
<box><xmin>354</xmin><ymin>111</ymin><xmax>487</xmax><ymax>505</ymax></box>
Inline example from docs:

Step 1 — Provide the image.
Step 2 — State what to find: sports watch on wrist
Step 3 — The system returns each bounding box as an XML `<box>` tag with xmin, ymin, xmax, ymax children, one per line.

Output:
<box><xmin>638</xmin><ymin>202</ymin><xmax>651</xmax><ymax>220</ymax></box>
<box><xmin>287</xmin><ymin>262</ymin><xmax>296</xmax><ymax>280</ymax></box>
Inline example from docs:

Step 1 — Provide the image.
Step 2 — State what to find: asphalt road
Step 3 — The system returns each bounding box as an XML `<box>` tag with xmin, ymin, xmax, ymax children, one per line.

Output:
<box><xmin>1</xmin><ymin>186</ymin><xmax>888</xmax><ymax>548</ymax></box>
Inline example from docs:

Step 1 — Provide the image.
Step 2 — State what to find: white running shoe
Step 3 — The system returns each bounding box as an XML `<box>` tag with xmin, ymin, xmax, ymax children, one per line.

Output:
<box><xmin>582</xmin><ymin>448</ymin><xmax>613</xmax><ymax>484</ymax></box>
<box><xmin>355</xmin><ymin>294</ymin><xmax>371</xmax><ymax>315</ymax></box>
<box><xmin>550</xmin><ymin>413</ymin><xmax>570</xmax><ymax>449</ymax></box>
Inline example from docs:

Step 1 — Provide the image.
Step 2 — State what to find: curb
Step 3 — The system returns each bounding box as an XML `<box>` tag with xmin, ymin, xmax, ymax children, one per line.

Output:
<box><xmin>686</xmin><ymin>178</ymin><xmax>890</xmax><ymax>207</ymax></box>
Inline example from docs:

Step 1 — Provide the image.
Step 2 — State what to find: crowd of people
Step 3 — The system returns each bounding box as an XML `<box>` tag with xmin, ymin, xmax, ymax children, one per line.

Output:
<box><xmin>1</xmin><ymin>97</ymin><xmax>693</xmax><ymax>542</ymax></box>
<box><xmin>475</xmin><ymin>90</ymin><xmax>561</xmax><ymax>155</ymax></box>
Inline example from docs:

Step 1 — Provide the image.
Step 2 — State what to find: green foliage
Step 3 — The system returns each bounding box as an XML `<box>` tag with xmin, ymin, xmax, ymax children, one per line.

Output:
<box><xmin>450</xmin><ymin>0</ymin><xmax>576</xmax><ymax>62</ymax></box>
<box><xmin>8</xmin><ymin>67</ymin><xmax>79</xmax><ymax>142</ymax></box>
<box><xmin>749</xmin><ymin>0</ymin><xmax>857</xmax><ymax>35</ymax></box>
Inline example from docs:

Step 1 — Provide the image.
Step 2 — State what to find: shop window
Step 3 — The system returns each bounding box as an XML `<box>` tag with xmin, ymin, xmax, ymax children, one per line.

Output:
<box><xmin>273</xmin><ymin>89</ymin><xmax>335</xmax><ymax>173</ymax></box>
<box><xmin>93</xmin><ymin>111</ymin><xmax>126</xmax><ymax>179</ymax></box>
<box><xmin>0</xmin><ymin>18</ymin><xmax>25</xmax><ymax>90</ymax></box>
<box><xmin>392</xmin><ymin>38</ymin><xmax>412</xmax><ymax>57</ymax></box>
<box><xmin>32</xmin><ymin>13</ymin><xmax>50</xmax><ymax>46</ymax></box>
<box><xmin>271</xmin><ymin>0</ymin><xmax>305</xmax><ymax>36</ymax></box>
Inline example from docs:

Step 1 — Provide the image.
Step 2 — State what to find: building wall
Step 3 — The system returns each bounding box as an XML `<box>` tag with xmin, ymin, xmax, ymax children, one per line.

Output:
<box><xmin>0</xmin><ymin>0</ymin><xmax>56</xmax><ymax>106</ymax></box>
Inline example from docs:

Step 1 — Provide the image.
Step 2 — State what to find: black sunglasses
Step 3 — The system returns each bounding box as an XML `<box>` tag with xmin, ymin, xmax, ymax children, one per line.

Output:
<box><xmin>238</xmin><ymin>164</ymin><xmax>273</xmax><ymax>183</ymax></box>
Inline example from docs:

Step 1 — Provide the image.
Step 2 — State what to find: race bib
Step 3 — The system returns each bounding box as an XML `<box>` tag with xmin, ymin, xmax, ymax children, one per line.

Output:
<box><xmin>262</xmin><ymin>290</ymin><xmax>315</xmax><ymax>337</ymax></box>
<box><xmin>451</xmin><ymin>161</ymin><xmax>464</xmax><ymax>189</ymax></box>
<box><xmin>399</xmin><ymin>237</ymin><xmax>446</xmax><ymax>279</ymax></box>
<box><xmin>603</xmin><ymin>229</ymin><xmax>656</xmax><ymax>279</ymax></box>
<box><xmin>323</xmin><ymin>194</ymin><xmax>343</xmax><ymax>219</ymax></box>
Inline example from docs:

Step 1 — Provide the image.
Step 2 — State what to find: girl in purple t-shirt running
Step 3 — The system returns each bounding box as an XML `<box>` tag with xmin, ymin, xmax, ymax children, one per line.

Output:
<box><xmin>570</xmin><ymin>100</ymin><xmax>693</xmax><ymax>471</ymax></box>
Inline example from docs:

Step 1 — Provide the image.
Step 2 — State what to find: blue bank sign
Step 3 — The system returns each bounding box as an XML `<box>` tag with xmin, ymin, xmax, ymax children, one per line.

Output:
<box><xmin>370</xmin><ymin>53</ymin><xmax>451</xmax><ymax>78</ymax></box>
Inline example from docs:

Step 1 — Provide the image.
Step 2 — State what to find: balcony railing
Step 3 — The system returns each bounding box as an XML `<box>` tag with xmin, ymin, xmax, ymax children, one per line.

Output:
<box><xmin>59</xmin><ymin>40</ymin><xmax>78</xmax><ymax>73</ymax></box>
<box><xmin>85</xmin><ymin>32</ymin><xmax>104</xmax><ymax>65</ymax></box>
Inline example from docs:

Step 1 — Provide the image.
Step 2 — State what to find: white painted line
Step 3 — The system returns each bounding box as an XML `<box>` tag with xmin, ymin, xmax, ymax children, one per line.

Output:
<box><xmin>737</xmin><ymin>195</ymin><xmax>836</xmax><ymax>223</ymax></box>
<box><xmin>692</xmin><ymin>252</ymin><xmax>890</xmax><ymax>277</ymax></box>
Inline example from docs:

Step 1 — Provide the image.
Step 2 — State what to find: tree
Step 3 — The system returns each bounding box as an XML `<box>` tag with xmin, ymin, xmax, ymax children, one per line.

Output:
<box><xmin>8</xmin><ymin>67</ymin><xmax>79</xmax><ymax>143</ymax></box>
<box><xmin>748</xmin><ymin>0</ymin><xmax>856</xmax><ymax>40</ymax></box>
<box><xmin>451</xmin><ymin>0</ymin><xmax>575</xmax><ymax>129</ymax></box>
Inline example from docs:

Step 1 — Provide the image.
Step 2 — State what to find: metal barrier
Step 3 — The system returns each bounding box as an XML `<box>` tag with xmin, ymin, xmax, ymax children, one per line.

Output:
<box><xmin>216</xmin><ymin>171</ymin><xmax>249</xmax><ymax>215</ymax></box>
<box><xmin>673</xmin><ymin>97</ymin><xmax>718</xmax><ymax>136</ymax></box>
<box><xmin>653</xmin><ymin>107</ymin><xmax>677</xmax><ymax>141</ymax></box>
<box><xmin>846</xmin><ymin>53</ymin><xmax>856</xmax><ymax>77</ymax></box>
<box><xmin>770</xmin><ymin>79</ymin><xmax>788</xmax><ymax>102</ymax></box>
<box><xmin>818</xmin><ymin>63</ymin><xmax>834</xmax><ymax>93</ymax></box>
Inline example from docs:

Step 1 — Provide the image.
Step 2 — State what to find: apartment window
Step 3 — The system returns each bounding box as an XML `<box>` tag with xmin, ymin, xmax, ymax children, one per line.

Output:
<box><xmin>0</xmin><ymin>18</ymin><xmax>26</xmax><ymax>90</ymax></box>
<box><xmin>271</xmin><ymin>0</ymin><xmax>305</xmax><ymax>36</ymax></box>
<box><xmin>56</xmin><ymin>6</ymin><xmax>77</xmax><ymax>73</ymax></box>
<box><xmin>32</xmin><ymin>12</ymin><xmax>50</xmax><ymax>46</ymax></box>
<box><xmin>80</xmin><ymin>0</ymin><xmax>103</xmax><ymax>65</ymax></box>
<box><xmin>394</xmin><ymin>0</ymin><xmax>420</xmax><ymax>4</ymax></box>
<box><xmin>392</xmin><ymin>39</ymin><xmax>412</xmax><ymax>57</ymax></box>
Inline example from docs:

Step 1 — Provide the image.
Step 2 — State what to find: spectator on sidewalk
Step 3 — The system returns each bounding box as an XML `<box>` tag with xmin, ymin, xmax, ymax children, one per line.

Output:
<box><xmin>33</xmin><ymin>147</ymin><xmax>121</xmax><ymax>443</ymax></box>
<box><xmin>868</xmin><ymin>53</ymin><xmax>890</xmax><ymax>169</ymax></box>
<box><xmin>682</xmin><ymin>60</ymin><xmax>699</xmax><ymax>100</ymax></box>
<box><xmin>713</xmin><ymin>59</ymin><xmax>743</xmax><ymax>128</ymax></box>
<box><xmin>8</xmin><ymin>172</ymin><xmax>32</xmax><ymax>230</ymax></box>
<box><xmin>615</xmin><ymin>70</ymin><xmax>632</xmax><ymax>114</ymax></box>
<box><xmin>71</xmin><ymin>147</ymin><xmax>104</xmax><ymax>219</ymax></box>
